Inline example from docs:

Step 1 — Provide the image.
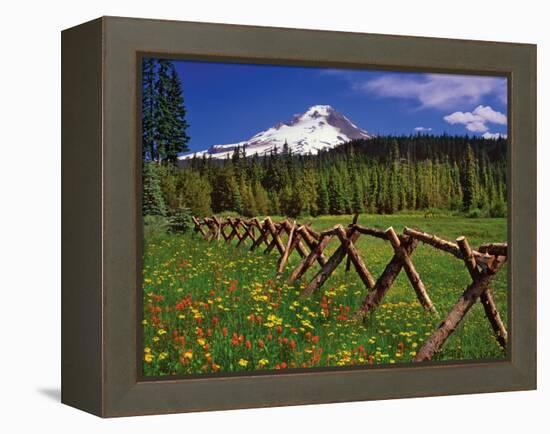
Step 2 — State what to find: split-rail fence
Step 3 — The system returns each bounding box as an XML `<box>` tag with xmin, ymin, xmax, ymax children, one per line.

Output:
<box><xmin>191</xmin><ymin>215</ymin><xmax>508</xmax><ymax>361</ymax></box>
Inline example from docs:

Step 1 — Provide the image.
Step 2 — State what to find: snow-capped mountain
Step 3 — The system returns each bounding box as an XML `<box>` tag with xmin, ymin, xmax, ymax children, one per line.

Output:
<box><xmin>179</xmin><ymin>105</ymin><xmax>370</xmax><ymax>160</ymax></box>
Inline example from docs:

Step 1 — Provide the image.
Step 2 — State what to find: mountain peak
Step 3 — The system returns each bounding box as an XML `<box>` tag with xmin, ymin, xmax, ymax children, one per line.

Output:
<box><xmin>180</xmin><ymin>105</ymin><xmax>370</xmax><ymax>160</ymax></box>
<box><xmin>304</xmin><ymin>104</ymin><xmax>334</xmax><ymax>116</ymax></box>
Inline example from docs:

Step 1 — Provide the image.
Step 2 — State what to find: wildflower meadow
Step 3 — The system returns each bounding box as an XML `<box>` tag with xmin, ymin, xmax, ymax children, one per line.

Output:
<box><xmin>142</xmin><ymin>214</ymin><xmax>507</xmax><ymax>377</ymax></box>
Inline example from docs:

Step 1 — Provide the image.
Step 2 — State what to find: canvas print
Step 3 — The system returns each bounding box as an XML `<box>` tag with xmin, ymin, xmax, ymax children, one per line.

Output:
<box><xmin>140</xmin><ymin>58</ymin><xmax>508</xmax><ymax>377</ymax></box>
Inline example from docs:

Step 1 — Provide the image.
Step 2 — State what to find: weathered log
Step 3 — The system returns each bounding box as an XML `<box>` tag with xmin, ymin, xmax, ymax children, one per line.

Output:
<box><xmin>297</xmin><ymin>225</ymin><xmax>327</xmax><ymax>266</ymax></box>
<box><xmin>336</xmin><ymin>225</ymin><xmax>375</xmax><ymax>290</ymax></box>
<box><xmin>219</xmin><ymin>223</ymin><xmax>231</xmax><ymax>241</ymax></box>
<box><xmin>354</xmin><ymin>237</ymin><xmax>419</xmax><ymax>319</ymax></box>
<box><xmin>203</xmin><ymin>219</ymin><xmax>218</xmax><ymax>241</ymax></box>
<box><xmin>282</xmin><ymin>220</ymin><xmax>308</xmax><ymax>258</ymax></box>
<box><xmin>287</xmin><ymin>233</ymin><xmax>333</xmax><ymax>284</ymax></box>
<box><xmin>304</xmin><ymin>225</ymin><xmax>321</xmax><ymax>241</ymax></box>
<box><xmin>224</xmin><ymin>218</ymin><xmax>241</xmax><ymax>242</ymax></box>
<box><xmin>237</xmin><ymin>219</ymin><xmax>256</xmax><ymax>247</ymax></box>
<box><xmin>277</xmin><ymin>221</ymin><xmax>297</xmax><ymax>274</ymax></box>
<box><xmin>413</xmin><ymin>259</ymin><xmax>504</xmax><ymax>362</ymax></box>
<box><xmin>264</xmin><ymin>218</ymin><xmax>285</xmax><ymax>256</ymax></box>
<box><xmin>386</xmin><ymin>227</ymin><xmax>437</xmax><ymax>314</ymax></box>
<box><xmin>192</xmin><ymin>216</ymin><xmax>207</xmax><ymax>237</ymax></box>
<box><xmin>457</xmin><ymin>236</ymin><xmax>507</xmax><ymax>349</ymax></box>
<box><xmin>254</xmin><ymin>218</ymin><xmax>270</xmax><ymax>245</ymax></box>
<box><xmin>404</xmin><ymin>227</ymin><xmax>491</xmax><ymax>268</ymax></box>
<box><xmin>346</xmin><ymin>214</ymin><xmax>360</xmax><ymax>272</ymax></box>
<box><xmin>478</xmin><ymin>242</ymin><xmax>507</xmax><ymax>257</ymax></box>
<box><xmin>211</xmin><ymin>216</ymin><xmax>223</xmax><ymax>241</ymax></box>
<box><xmin>250</xmin><ymin>220</ymin><xmax>269</xmax><ymax>250</ymax></box>
<box><xmin>352</xmin><ymin>225</ymin><xmax>388</xmax><ymax>240</ymax></box>
<box><xmin>300</xmin><ymin>228</ymin><xmax>361</xmax><ymax>298</ymax></box>
<box><xmin>479</xmin><ymin>288</ymin><xmax>508</xmax><ymax>348</ymax></box>
<box><xmin>404</xmin><ymin>227</ymin><xmax>462</xmax><ymax>259</ymax></box>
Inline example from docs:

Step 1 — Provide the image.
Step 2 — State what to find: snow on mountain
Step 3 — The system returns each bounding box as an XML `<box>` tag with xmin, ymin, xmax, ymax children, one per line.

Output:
<box><xmin>179</xmin><ymin>105</ymin><xmax>370</xmax><ymax>160</ymax></box>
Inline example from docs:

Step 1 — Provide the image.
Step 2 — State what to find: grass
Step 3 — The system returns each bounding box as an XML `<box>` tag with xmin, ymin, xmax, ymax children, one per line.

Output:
<box><xmin>141</xmin><ymin>213</ymin><xmax>507</xmax><ymax>376</ymax></box>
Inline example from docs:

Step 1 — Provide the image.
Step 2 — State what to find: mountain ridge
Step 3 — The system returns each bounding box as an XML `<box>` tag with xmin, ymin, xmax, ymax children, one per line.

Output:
<box><xmin>179</xmin><ymin>105</ymin><xmax>370</xmax><ymax>160</ymax></box>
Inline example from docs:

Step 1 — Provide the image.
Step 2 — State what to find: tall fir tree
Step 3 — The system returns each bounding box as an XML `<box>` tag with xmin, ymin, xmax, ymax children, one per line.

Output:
<box><xmin>142</xmin><ymin>162</ymin><xmax>166</xmax><ymax>216</ymax></box>
<box><xmin>153</xmin><ymin>60</ymin><xmax>173</xmax><ymax>162</ymax></box>
<box><xmin>461</xmin><ymin>143</ymin><xmax>478</xmax><ymax>211</ymax></box>
<box><xmin>142</xmin><ymin>58</ymin><xmax>156</xmax><ymax>161</ymax></box>
<box><xmin>165</xmin><ymin>64</ymin><xmax>190</xmax><ymax>164</ymax></box>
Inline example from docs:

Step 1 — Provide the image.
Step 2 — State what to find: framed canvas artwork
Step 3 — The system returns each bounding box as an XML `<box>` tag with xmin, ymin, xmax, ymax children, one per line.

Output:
<box><xmin>61</xmin><ymin>16</ymin><xmax>536</xmax><ymax>417</ymax></box>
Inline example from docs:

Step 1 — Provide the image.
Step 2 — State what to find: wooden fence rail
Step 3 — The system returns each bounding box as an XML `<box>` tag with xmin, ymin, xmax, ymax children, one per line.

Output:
<box><xmin>192</xmin><ymin>215</ymin><xmax>508</xmax><ymax>362</ymax></box>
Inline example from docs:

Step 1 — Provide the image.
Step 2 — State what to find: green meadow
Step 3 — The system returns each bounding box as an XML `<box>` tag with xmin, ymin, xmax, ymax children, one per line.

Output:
<box><xmin>142</xmin><ymin>213</ymin><xmax>507</xmax><ymax>376</ymax></box>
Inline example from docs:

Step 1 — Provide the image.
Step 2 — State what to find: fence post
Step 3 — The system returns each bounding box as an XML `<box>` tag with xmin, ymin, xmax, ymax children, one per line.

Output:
<box><xmin>386</xmin><ymin>227</ymin><xmax>437</xmax><ymax>314</ymax></box>
<box><xmin>335</xmin><ymin>225</ymin><xmax>375</xmax><ymax>290</ymax></box>
<box><xmin>345</xmin><ymin>214</ymin><xmax>359</xmax><ymax>272</ymax></box>
<box><xmin>277</xmin><ymin>220</ymin><xmax>296</xmax><ymax>274</ymax></box>
<box><xmin>301</xmin><ymin>225</ymin><xmax>360</xmax><ymax>298</ymax></box>
<box><xmin>457</xmin><ymin>236</ymin><xmax>507</xmax><ymax>349</ymax></box>
<box><xmin>354</xmin><ymin>236</ymin><xmax>418</xmax><ymax>319</ymax></box>
<box><xmin>413</xmin><ymin>247</ymin><xmax>504</xmax><ymax>362</ymax></box>
<box><xmin>288</xmin><ymin>232</ymin><xmax>332</xmax><ymax>284</ymax></box>
<box><xmin>264</xmin><ymin>218</ymin><xmax>285</xmax><ymax>256</ymax></box>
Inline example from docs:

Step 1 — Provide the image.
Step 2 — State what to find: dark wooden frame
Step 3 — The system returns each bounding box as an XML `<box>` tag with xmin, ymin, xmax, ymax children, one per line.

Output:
<box><xmin>61</xmin><ymin>16</ymin><xmax>537</xmax><ymax>417</ymax></box>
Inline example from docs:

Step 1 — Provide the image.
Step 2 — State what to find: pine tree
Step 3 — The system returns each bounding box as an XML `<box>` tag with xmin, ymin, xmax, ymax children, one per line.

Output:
<box><xmin>252</xmin><ymin>181</ymin><xmax>269</xmax><ymax>215</ymax></box>
<box><xmin>211</xmin><ymin>167</ymin><xmax>238</xmax><ymax>213</ymax></box>
<box><xmin>240</xmin><ymin>178</ymin><xmax>257</xmax><ymax>217</ymax></box>
<box><xmin>461</xmin><ymin>143</ymin><xmax>478</xmax><ymax>211</ymax></box>
<box><xmin>165</xmin><ymin>64</ymin><xmax>190</xmax><ymax>164</ymax></box>
<box><xmin>142</xmin><ymin>58</ymin><xmax>156</xmax><ymax>161</ymax></box>
<box><xmin>153</xmin><ymin>60</ymin><xmax>172</xmax><ymax>162</ymax></box>
<box><xmin>317</xmin><ymin>177</ymin><xmax>330</xmax><ymax>215</ymax></box>
<box><xmin>328</xmin><ymin>171</ymin><xmax>346</xmax><ymax>214</ymax></box>
<box><xmin>351</xmin><ymin>172</ymin><xmax>364</xmax><ymax>214</ymax></box>
<box><xmin>142</xmin><ymin>162</ymin><xmax>166</xmax><ymax>216</ymax></box>
<box><xmin>176</xmin><ymin>170</ymin><xmax>212</xmax><ymax>215</ymax></box>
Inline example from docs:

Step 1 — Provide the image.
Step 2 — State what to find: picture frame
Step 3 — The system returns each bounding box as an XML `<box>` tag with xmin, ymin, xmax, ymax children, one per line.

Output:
<box><xmin>61</xmin><ymin>16</ymin><xmax>536</xmax><ymax>417</ymax></box>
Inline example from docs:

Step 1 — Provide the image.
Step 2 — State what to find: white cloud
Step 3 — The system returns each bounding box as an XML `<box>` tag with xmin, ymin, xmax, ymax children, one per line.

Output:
<box><xmin>482</xmin><ymin>132</ymin><xmax>507</xmax><ymax>140</ymax></box>
<box><xmin>443</xmin><ymin>105</ymin><xmax>507</xmax><ymax>134</ymax></box>
<box><xmin>359</xmin><ymin>74</ymin><xmax>506</xmax><ymax>110</ymax></box>
<box><xmin>414</xmin><ymin>126</ymin><xmax>432</xmax><ymax>132</ymax></box>
<box><xmin>472</xmin><ymin>104</ymin><xmax>507</xmax><ymax>125</ymax></box>
<box><xmin>466</xmin><ymin>121</ymin><xmax>489</xmax><ymax>133</ymax></box>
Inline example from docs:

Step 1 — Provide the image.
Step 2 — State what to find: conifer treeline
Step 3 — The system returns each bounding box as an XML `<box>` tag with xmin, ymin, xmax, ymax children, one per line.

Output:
<box><xmin>145</xmin><ymin>135</ymin><xmax>507</xmax><ymax>218</ymax></box>
<box><xmin>141</xmin><ymin>59</ymin><xmax>507</xmax><ymax>219</ymax></box>
<box><xmin>142</xmin><ymin>58</ymin><xmax>190</xmax><ymax>163</ymax></box>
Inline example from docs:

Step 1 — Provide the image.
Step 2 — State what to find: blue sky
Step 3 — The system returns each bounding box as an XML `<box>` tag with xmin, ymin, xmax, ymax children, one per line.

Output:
<box><xmin>167</xmin><ymin>59</ymin><xmax>508</xmax><ymax>153</ymax></box>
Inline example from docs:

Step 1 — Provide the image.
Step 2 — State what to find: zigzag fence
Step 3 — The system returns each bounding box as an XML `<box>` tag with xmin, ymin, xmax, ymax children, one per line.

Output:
<box><xmin>192</xmin><ymin>215</ymin><xmax>508</xmax><ymax>361</ymax></box>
